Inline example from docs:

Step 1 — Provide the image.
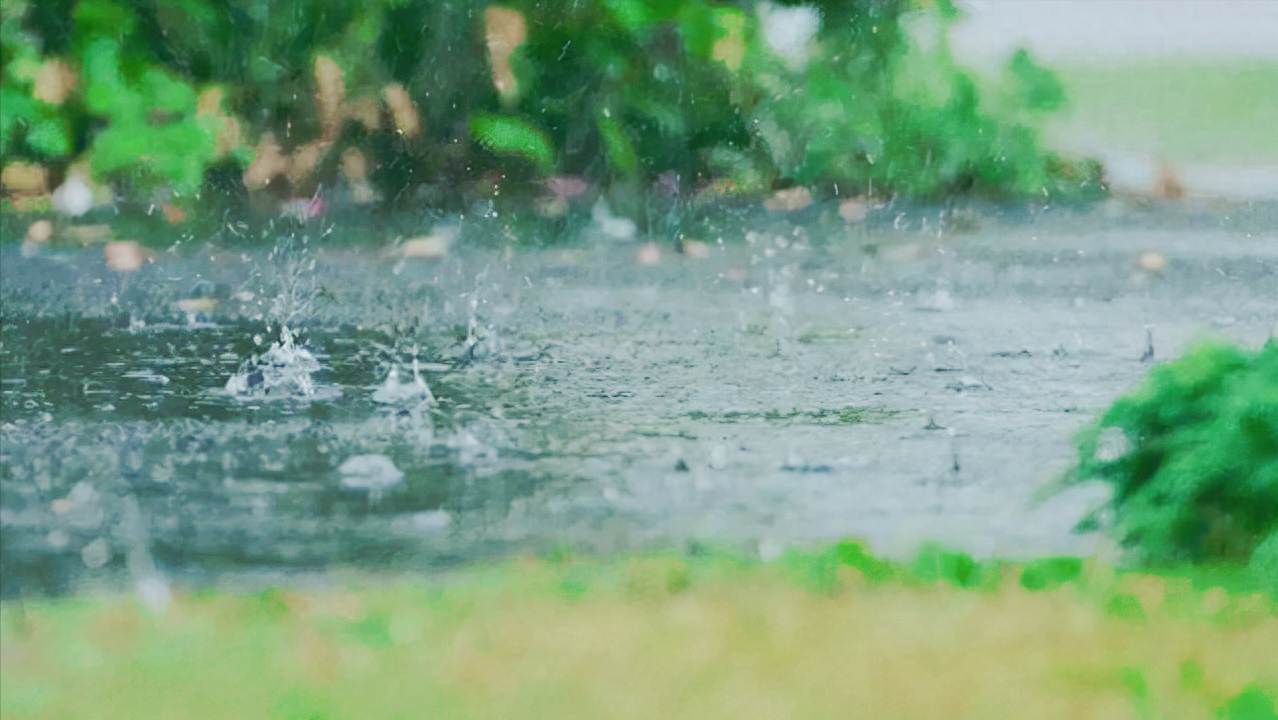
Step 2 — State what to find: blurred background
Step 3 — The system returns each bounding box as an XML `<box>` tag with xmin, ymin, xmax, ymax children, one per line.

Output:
<box><xmin>955</xmin><ymin>0</ymin><xmax>1278</xmax><ymax>199</ymax></box>
<box><xmin>3</xmin><ymin>0</ymin><xmax>1275</xmax><ymax>242</ymax></box>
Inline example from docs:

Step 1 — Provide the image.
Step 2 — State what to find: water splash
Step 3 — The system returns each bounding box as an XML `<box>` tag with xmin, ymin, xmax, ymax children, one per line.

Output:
<box><xmin>338</xmin><ymin>454</ymin><xmax>405</xmax><ymax>506</ymax></box>
<box><xmin>372</xmin><ymin>357</ymin><xmax>435</xmax><ymax>439</ymax></box>
<box><xmin>225</xmin><ymin>326</ymin><xmax>339</xmax><ymax>401</ymax></box>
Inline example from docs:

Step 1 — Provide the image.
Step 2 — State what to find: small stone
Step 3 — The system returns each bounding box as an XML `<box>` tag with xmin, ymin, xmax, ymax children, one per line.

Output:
<box><xmin>1137</xmin><ymin>251</ymin><xmax>1166</xmax><ymax>275</ymax></box>
<box><xmin>763</xmin><ymin>186</ymin><xmax>813</xmax><ymax>212</ymax></box>
<box><xmin>636</xmin><ymin>242</ymin><xmax>661</xmax><ymax>266</ymax></box>
<box><xmin>81</xmin><ymin>537</ymin><xmax>111</xmax><ymax>569</ymax></box>
<box><xmin>838</xmin><ymin>197</ymin><xmax>868</xmax><ymax>223</ymax></box>
<box><xmin>680</xmin><ymin>239</ymin><xmax>712</xmax><ymax>259</ymax></box>
<box><xmin>411</xmin><ymin>510</ymin><xmax>451</xmax><ymax>534</ymax></box>
<box><xmin>674</xmin><ymin>458</ymin><xmax>689</xmax><ymax>472</ymax></box>
<box><xmin>401</xmin><ymin>227</ymin><xmax>457</xmax><ymax>259</ymax></box>
<box><xmin>104</xmin><ymin>241</ymin><xmax>147</xmax><ymax>271</ymax></box>
<box><xmin>25</xmin><ymin>219</ymin><xmax>53</xmax><ymax>244</ymax></box>
<box><xmin>52</xmin><ymin>173</ymin><xmax>94</xmax><ymax>218</ymax></box>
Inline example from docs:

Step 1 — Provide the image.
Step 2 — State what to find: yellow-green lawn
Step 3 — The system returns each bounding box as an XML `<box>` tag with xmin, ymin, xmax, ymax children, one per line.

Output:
<box><xmin>1051</xmin><ymin>62</ymin><xmax>1278</xmax><ymax>167</ymax></box>
<box><xmin>3</xmin><ymin>549</ymin><xmax>1276</xmax><ymax>720</ymax></box>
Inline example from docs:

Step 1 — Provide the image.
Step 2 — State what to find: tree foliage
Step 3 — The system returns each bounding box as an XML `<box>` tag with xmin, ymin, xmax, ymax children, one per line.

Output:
<box><xmin>1</xmin><ymin>0</ymin><xmax>1102</xmax><ymax>213</ymax></box>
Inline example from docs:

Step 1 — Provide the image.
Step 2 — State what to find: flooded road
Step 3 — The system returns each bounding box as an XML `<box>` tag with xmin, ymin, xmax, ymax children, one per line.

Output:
<box><xmin>3</xmin><ymin>202</ymin><xmax>1276</xmax><ymax>596</ymax></box>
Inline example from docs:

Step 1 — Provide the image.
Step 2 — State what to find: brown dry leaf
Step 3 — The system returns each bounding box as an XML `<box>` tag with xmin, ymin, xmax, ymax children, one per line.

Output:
<box><xmin>162</xmin><ymin>203</ymin><xmax>187</xmax><ymax>224</ymax></box>
<box><xmin>541</xmin><ymin>175</ymin><xmax>589</xmax><ymax>202</ymax></box>
<box><xmin>384</xmin><ymin>84</ymin><xmax>421</xmax><ymax>139</ymax></box>
<box><xmin>485</xmin><ymin>7</ymin><xmax>526</xmax><ymax>101</ymax></box>
<box><xmin>243</xmin><ymin>133</ymin><xmax>289</xmax><ymax>190</ymax></box>
<box><xmin>196</xmin><ymin>86</ymin><xmax>224</xmax><ymax>116</ymax></box>
<box><xmin>343</xmin><ymin>97</ymin><xmax>382</xmax><ymax>130</ymax></box>
<box><xmin>287</xmin><ymin>140</ymin><xmax>329</xmax><ymax>188</ymax></box>
<box><xmin>2</xmin><ymin>162</ymin><xmax>49</xmax><ymax>194</ymax></box>
<box><xmin>215</xmin><ymin>115</ymin><xmax>244</xmax><ymax>157</ymax></box>
<box><xmin>763</xmin><ymin>185</ymin><xmax>812</xmax><ymax>212</ymax></box>
<box><xmin>33</xmin><ymin>60</ymin><xmax>77</xmax><ymax>105</ymax></box>
<box><xmin>838</xmin><ymin>197</ymin><xmax>868</xmax><ymax>223</ymax></box>
<box><xmin>196</xmin><ymin>87</ymin><xmax>244</xmax><ymax>157</ymax></box>
<box><xmin>104</xmin><ymin>241</ymin><xmax>147</xmax><ymax>271</ymax></box>
<box><xmin>340</xmin><ymin>148</ymin><xmax>368</xmax><ymax>183</ymax></box>
<box><xmin>1154</xmin><ymin>161</ymin><xmax>1184</xmax><ymax>200</ymax></box>
<box><xmin>314</xmin><ymin>55</ymin><xmax>346</xmax><ymax>141</ymax></box>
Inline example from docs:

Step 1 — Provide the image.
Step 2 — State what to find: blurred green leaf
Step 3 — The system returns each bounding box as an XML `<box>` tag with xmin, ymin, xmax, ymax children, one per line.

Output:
<box><xmin>470</xmin><ymin>113</ymin><xmax>557</xmax><ymax>174</ymax></box>
<box><xmin>597</xmin><ymin>113</ymin><xmax>639</xmax><ymax>176</ymax></box>
<box><xmin>26</xmin><ymin>115</ymin><xmax>71</xmax><ymax>156</ymax></box>
<box><xmin>1020</xmin><ymin>557</ymin><xmax>1084</xmax><ymax>591</ymax></box>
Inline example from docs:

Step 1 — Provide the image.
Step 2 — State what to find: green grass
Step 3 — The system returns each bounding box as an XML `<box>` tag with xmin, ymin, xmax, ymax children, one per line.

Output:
<box><xmin>1050</xmin><ymin>61</ymin><xmax>1278</xmax><ymax>166</ymax></box>
<box><xmin>3</xmin><ymin>543</ymin><xmax>1276</xmax><ymax>720</ymax></box>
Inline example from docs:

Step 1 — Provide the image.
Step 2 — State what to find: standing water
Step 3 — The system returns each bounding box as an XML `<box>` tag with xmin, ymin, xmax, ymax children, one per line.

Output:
<box><xmin>2</xmin><ymin>205</ymin><xmax>1276</xmax><ymax>596</ymax></box>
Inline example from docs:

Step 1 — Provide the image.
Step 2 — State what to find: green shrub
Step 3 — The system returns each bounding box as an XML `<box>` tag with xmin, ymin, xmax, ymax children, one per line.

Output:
<box><xmin>1</xmin><ymin>0</ymin><xmax>1095</xmax><ymax>220</ymax></box>
<box><xmin>1</xmin><ymin>0</ymin><xmax>246</xmax><ymax>194</ymax></box>
<box><xmin>1066</xmin><ymin>340</ymin><xmax>1278</xmax><ymax>565</ymax></box>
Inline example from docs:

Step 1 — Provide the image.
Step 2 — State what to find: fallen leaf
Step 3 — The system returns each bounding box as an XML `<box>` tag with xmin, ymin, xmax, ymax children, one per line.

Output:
<box><xmin>162</xmin><ymin>203</ymin><xmax>186</xmax><ymax>224</ymax></box>
<box><xmin>243</xmin><ymin>133</ymin><xmax>289</xmax><ymax>190</ymax></box>
<box><xmin>764</xmin><ymin>186</ymin><xmax>812</xmax><ymax>212</ymax></box>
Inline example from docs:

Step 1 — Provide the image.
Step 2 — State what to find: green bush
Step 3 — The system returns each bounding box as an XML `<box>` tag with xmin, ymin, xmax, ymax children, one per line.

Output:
<box><xmin>1066</xmin><ymin>340</ymin><xmax>1278</xmax><ymax>565</ymax></box>
<box><xmin>1</xmin><ymin>0</ymin><xmax>1097</xmax><ymax>218</ymax></box>
<box><xmin>1</xmin><ymin>0</ymin><xmax>245</xmax><ymax>194</ymax></box>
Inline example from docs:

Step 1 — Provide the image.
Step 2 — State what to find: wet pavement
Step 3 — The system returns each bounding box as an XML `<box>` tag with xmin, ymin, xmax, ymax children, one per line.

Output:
<box><xmin>2</xmin><ymin>201</ymin><xmax>1276</xmax><ymax>596</ymax></box>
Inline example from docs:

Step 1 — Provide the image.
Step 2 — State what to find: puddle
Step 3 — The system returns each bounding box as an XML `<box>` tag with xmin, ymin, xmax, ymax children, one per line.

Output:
<box><xmin>2</xmin><ymin>206</ymin><xmax>1276</xmax><ymax>596</ymax></box>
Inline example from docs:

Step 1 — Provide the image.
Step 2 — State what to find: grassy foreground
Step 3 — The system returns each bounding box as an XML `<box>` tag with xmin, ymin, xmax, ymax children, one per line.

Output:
<box><xmin>2</xmin><ymin>544</ymin><xmax>1276</xmax><ymax>720</ymax></box>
